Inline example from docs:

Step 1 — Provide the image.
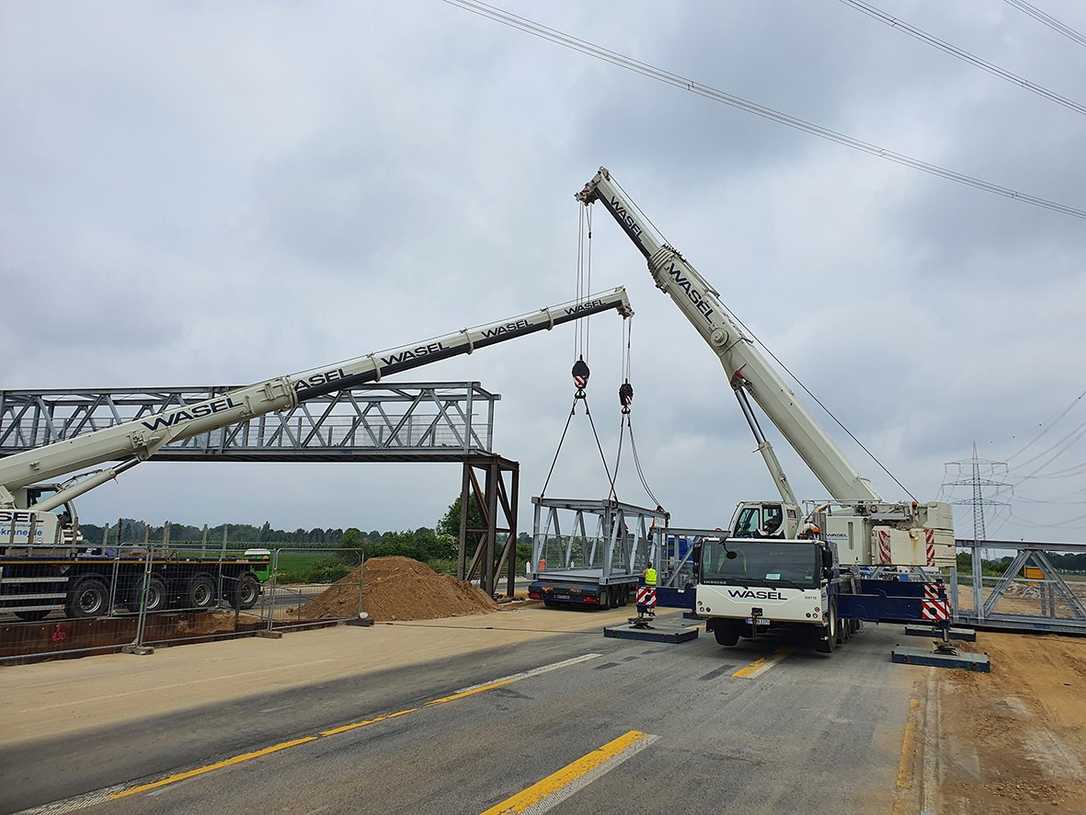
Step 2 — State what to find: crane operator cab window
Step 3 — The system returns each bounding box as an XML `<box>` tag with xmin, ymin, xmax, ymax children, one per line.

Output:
<box><xmin>732</xmin><ymin>504</ymin><xmax>785</xmax><ymax>539</ymax></box>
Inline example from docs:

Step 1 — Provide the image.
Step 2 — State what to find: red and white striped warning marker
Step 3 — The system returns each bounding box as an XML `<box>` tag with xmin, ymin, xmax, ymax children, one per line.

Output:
<box><xmin>924</xmin><ymin>528</ymin><xmax>936</xmax><ymax>566</ymax></box>
<box><xmin>635</xmin><ymin>586</ymin><xmax>657</xmax><ymax>608</ymax></box>
<box><xmin>921</xmin><ymin>582</ymin><xmax>950</xmax><ymax>622</ymax></box>
<box><xmin>877</xmin><ymin>529</ymin><xmax>892</xmax><ymax>565</ymax></box>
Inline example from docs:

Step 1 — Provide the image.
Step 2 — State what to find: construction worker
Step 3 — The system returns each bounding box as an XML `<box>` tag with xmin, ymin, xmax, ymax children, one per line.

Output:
<box><xmin>643</xmin><ymin>563</ymin><xmax>657</xmax><ymax>587</ymax></box>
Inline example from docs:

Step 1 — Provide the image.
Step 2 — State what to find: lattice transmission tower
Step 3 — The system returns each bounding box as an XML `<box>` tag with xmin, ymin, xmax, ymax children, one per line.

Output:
<box><xmin>942</xmin><ymin>443</ymin><xmax>1011</xmax><ymax>559</ymax></box>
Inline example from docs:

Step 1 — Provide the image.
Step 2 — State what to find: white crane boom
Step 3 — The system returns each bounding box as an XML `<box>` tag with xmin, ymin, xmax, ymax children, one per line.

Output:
<box><xmin>577</xmin><ymin>167</ymin><xmax>880</xmax><ymax>504</ymax></box>
<box><xmin>0</xmin><ymin>288</ymin><xmax>632</xmax><ymax>514</ymax></box>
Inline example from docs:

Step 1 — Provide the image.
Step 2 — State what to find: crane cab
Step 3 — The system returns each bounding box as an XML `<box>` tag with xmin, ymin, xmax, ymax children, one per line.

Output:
<box><xmin>728</xmin><ymin>501</ymin><xmax>802</xmax><ymax>540</ymax></box>
<box><xmin>1</xmin><ymin>486</ymin><xmax>80</xmax><ymax>552</ymax></box>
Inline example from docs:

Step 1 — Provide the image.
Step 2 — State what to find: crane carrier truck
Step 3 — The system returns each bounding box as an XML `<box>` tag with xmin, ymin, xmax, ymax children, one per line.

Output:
<box><xmin>0</xmin><ymin>289</ymin><xmax>632</xmax><ymax>621</ymax></box>
<box><xmin>577</xmin><ymin>167</ymin><xmax>954</xmax><ymax>653</ymax></box>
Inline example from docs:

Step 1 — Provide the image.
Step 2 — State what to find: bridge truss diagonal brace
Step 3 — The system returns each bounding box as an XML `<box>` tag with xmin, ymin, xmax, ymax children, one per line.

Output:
<box><xmin>457</xmin><ymin>456</ymin><xmax>519</xmax><ymax>598</ymax></box>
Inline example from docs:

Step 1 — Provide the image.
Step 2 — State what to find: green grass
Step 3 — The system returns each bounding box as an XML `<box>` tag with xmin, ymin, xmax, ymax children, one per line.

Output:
<box><xmin>274</xmin><ymin>551</ymin><xmax>358</xmax><ymax>584</ymax></box>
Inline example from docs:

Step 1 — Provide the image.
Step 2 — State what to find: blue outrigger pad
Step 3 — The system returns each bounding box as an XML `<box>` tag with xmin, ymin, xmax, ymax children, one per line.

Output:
<box><xmin>891</xmin><ymin>645</ymin><xmax>991</xmax><ymax>672</ymax></box>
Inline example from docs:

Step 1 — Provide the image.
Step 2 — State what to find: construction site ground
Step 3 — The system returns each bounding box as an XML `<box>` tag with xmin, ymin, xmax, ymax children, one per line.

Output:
<box><xmin>2</xmin><ymin>606</ymin><xmax>1083</xmax><ymax>815</ymax></box>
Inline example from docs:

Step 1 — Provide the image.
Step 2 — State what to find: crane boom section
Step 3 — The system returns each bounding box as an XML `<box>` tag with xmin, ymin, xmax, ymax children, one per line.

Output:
<box><xmin>577</xmin><ymin>168</ymin><xmax>879</xmax><ymax>503</ymax></box>
<box><xmin>0</xmin><ymin>288</ymin><xmax>632</xmax><ymax>499</ymax></box>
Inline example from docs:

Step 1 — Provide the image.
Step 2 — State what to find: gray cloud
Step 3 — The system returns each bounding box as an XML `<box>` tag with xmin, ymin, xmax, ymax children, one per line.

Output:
<box><xmin>4</xmin><ymin>1</ymin><xmax>1086</xmax><ymax>542</ymax></box>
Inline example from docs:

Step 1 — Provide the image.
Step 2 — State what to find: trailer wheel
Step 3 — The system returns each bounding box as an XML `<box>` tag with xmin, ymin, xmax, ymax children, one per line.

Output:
<box><xmin>14</xmin><ymin>610</ymin><xmax>50</xmax><ymax>622</ymax></box>
<box><xmin>713</xmin><ymin>623</ymin><xmax>740</xmax><ymax>647</ymax></box>
<box><xmin>618</xmin><ymin>586</ymin><xmax>628</xmax><ymax>606</ymax></box>
<box><xmin>126</xmin><ymin>576</ymin><xmax>167</xmax><ymax>613</ymax></box>
<box><xmin>225</xmin><ymin>573</ymin><xmax>261</xmax><ymax>610</ymax></box>
<box><xmin>815</xmin><ymin>603</ymin><xmax>837</xmax><ymax>654</ymax></box>
<box><xmin>66</xmin><ymin>576</ymin><xmax>111</xmax><ymax>618</ymax></box>
<box><xmin>185</xmin><ymin>573</ymin><xmax>217</xmax><ymax>610</ymax></box>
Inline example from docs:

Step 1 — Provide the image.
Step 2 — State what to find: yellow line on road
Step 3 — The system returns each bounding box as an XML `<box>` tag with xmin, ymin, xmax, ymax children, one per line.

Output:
<box><xmin>319</xmin><ymin>707</ymin><xmax>417</xmax><ymax>737</ymax></box>
<box><xmin>82</xmin><ymin>653</ymin><xmax>599</xmax><ymax>808</ymax></box>
<box><xmin>732</xmin><ymin>650</ymin><xmax>787</xmax><ymax>679</ymax></box>
<box><xmin>109</xmin><ymin>736</ymin><xmax>318</xmax><ymax>799</ymax></box>
<box><xmin>481</xmin><ymin>730</ymin><xmax>657</xmax><ymax>815</ymax></box>
<box><xmin>426</xmin><ymin>678</ymin><xmax>516</xmax><ymax>706</ymax></box>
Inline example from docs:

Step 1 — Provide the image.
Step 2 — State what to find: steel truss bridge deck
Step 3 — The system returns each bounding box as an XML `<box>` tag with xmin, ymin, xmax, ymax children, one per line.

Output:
<box><xmin>0</xmin><ymin>382</ymin><xmax>499</xmax><ymax>463</ymax></box>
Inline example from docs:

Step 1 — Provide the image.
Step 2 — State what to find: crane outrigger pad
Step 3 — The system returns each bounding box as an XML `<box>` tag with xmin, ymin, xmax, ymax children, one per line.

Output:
<box><xmin>903</xmin><ymin>624</ymin><xmax>976</xmax><ymax>642</ymax></box>
<box><xmin>604</xmin><ymin>620</ymin><xmax>699</xmax><ymax>643</ymax></box>
<box><xmin>891</xmin><ymin>645</ymin><xmax>990</xmax><ymax>672</ymax></box>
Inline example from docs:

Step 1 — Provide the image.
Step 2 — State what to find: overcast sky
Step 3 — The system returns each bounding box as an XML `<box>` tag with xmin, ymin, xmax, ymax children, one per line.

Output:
<box><xmin>3</xmin><ymin>1</ymin><xmax>1086</xmax><ymax>542</ymax></box>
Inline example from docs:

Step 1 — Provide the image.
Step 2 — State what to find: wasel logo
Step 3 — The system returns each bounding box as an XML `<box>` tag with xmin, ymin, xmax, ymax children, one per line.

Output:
<box><xmin>564</xmin><ymin>299</ymin><xmax>604</xmax><ymax>316</ymax></box>
<box><xmin>664</xmin><ymin>263</ymin><xmax>715</xmax><ymax>323</ymax></box>
<box><xmin>0</xmin><ymin>510</ymin><xmax>34</xmax><ymax>524</ymax></box>
<box><xmin>381</xmin><ymin>341</ymin><xmax>448</xmax><ymax>367</ymax></box>
<box><xmin>140</xmin><ymin>397</ymin><xmax>241</xmax><ymax>431</ymax></box>
<box><xmin>727</xmin><ymin>589</ymin><xmax>786</xmax><ymax>601</ymax></box>
<box><xmin>480</xmin><ymin>319</ymin><xmax>530</xmax><ymax>339</ymax></box>
<box><xmin>608</xmin><ymin>196</ymin><xmax>643</xmax><ymax>238</ymax></box>
<box><xmin>295</xmin><ymin>368</ymin><xmax>347</xmax><ymax>393</ymax></box>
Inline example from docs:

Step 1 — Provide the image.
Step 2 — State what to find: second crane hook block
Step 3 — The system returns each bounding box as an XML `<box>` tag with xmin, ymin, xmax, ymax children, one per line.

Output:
<box><xmin>619</xmin><ymin>381</ymin><xmax>634</xmax><ymax>413</ymax></box>
<box><xmin>572</xmin><ymin>358</ymin><xmax>590</xmax><ymax>397</ymax></box>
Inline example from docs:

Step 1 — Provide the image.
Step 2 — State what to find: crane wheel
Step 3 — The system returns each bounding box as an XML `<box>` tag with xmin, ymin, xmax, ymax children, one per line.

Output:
<box><xmin>712</xmin><ymin>623</ymin><xmax>740</xmax><ymax>646</ymax></box>
<box><xmin>815</xmin><ymin>603</ymin><xmax>837</xmax><ymax>654</ymax></box>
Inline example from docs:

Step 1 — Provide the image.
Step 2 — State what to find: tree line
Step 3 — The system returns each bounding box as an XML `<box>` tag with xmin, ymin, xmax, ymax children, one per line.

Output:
<box><xmin>79</xmin><ymin>494</ymin><xmax>534</xmax><ymax>568</ymax></box>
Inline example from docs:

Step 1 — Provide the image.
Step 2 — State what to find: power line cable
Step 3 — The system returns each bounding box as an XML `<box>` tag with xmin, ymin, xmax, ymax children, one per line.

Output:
<box><xmin>440</xmin><ymin>0</ymin><xmax>1086</xmax><ymax>220</ymax></box>
<box><xmin>1003</xmin><ymin>0</ymin><xmax>1086</xmax><ymax>49</ymax></box>
<box><xmin>838</xmin><ymin>0</ymin><xmax>1086</xmax><ymax>116</ymax></box>
<box><xmin>1003</xmin><ymin>386</ymin><xmax>1086</xmax><ymax>461</ymax></box>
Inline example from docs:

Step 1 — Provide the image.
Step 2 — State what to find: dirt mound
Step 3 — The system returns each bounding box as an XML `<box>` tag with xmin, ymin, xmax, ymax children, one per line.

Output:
<box><xmin>296</xmin><ymin>556</ymin><xmax>497</xmax><ymax>622</ymax></box>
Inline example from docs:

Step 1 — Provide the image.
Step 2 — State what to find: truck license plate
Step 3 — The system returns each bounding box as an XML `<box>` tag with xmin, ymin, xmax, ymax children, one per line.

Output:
<box><xmin>745</xmin><ymin>617</ymin><xmax>770</xmax><ymax>626</ymax></box>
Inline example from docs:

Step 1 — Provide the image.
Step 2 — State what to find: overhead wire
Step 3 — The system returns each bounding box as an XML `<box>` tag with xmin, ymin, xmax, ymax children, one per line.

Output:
<box><xmin>440</xmin><ymin>0</ymin><xmax>1086</xmax><ymax>220</ymax></box>
<box><xmin>1003</xmin><ymin>0</ymin><xmax>1086</xmax><ymax>49</ymax></box>
<box><xmin>838</xmin><ymin>0</ymin><xmax>1086</xmax><ymax>116</ymax></box>
<box><xmin>1003</xmin><ymin>386</ymin><xmax>1086</xmax><ymax>462</ymax></box>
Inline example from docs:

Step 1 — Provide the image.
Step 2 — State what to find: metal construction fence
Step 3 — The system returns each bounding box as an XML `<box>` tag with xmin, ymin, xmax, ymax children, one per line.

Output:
<box><xmin>0</xmin><ymin>546</ymin><xmax>366</xmax><ymax>663</ymax></box>
<box><xmin>950</xmin><ymin>539</ymin><xmax>1086</xmax><ymax>635</ymax></box>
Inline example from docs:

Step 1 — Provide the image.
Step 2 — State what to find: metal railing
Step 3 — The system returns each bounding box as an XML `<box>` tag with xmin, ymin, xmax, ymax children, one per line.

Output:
<box><xmin>0</xmin><ymin>382</ymin><xmax>499</xmax><ymax>461</ymax></box>
<box><xmin>951</xmin><ymin>539</ymin><xmax>1086</xmax><ymax>634</ymax></box>
<box><xmin>0</xmin><ymin>546</ymin><xmax>367</xmax><ymax>662</ymax></box>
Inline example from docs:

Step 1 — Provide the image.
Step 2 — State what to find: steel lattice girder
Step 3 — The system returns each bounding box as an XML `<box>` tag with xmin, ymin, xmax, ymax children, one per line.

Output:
<box><xmin>0</xmin><ymin>382</ymin><xmax>498</xmax><ymax>462</ymax></box>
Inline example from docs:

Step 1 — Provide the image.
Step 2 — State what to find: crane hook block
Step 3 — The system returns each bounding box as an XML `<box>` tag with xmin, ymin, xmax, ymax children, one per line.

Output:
<box><xmin>572</xmin><ymin>357</ymin><xmax>590</xmax><ymax>397</ymax></box>
<box><xmin>619</xmin><ymin>381</ymin><xmax>634</xmax><ymax>413</ymax></box>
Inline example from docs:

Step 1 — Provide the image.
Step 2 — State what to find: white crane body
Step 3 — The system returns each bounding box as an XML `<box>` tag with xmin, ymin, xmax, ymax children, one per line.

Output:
<box><xmin>0</xmin><ymin>288</ymin><xmax>633</xmax><ymax>551</ymax></box>
<box><xmin>577</xmin><ymin>168</ymin><xmax>953</xmax><ymax>571</ymax></box>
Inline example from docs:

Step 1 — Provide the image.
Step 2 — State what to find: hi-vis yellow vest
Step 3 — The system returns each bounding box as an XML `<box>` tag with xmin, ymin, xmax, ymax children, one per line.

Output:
<box><xmin>644</xmin><ymin>567</ymin><xmax>657</xmax><ymax>586</ymax></box>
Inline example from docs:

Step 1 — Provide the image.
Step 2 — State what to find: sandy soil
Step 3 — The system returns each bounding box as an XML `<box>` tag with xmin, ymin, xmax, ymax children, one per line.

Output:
<box><xmin>295</xmin><ymin>556</ymin><xmax>497</xmax><ymax>621</ymax></box>
<box><xmin>938</xmin><ymin>633</ymin><xmax>1086</xmax><ymax>814</ymax></box>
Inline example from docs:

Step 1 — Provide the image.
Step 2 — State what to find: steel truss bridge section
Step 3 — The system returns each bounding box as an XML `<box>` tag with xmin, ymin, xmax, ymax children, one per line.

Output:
<box><xmin>953</xmin><ymin>538</ymin><xmax>1086</xmax><ymax>635</ymax></box>
<box><xmin>0</xmin><ymin>382</ymin><xmax>499</xmax><ymax>463</ymax></box>
<box><xmin>530</xmin><ymin>497</ymin><xmax>668</xmax><ymax>584</ymax></box>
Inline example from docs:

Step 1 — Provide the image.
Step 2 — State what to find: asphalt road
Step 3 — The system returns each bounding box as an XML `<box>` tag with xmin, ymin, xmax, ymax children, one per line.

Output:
<box><xmin>5</xmin><ymin>618</ymin><xmax>916</xmax><ymax>815</ymax></box>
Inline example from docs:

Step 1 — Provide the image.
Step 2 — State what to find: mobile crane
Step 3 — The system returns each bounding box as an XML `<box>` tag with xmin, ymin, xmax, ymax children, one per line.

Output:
<box><xmin>577</xmin><ymin>167</ymin><xmax>954</xmax><ymax>652</ymax></box>
<box><xmin>0</xmin><ymin>289</ymin><xmax>633</xmax><ymax>620</ymax></box>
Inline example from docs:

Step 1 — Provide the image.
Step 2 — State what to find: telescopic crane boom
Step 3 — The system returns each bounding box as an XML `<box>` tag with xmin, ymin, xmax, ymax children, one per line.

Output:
<box><xmin>576</xmin><ymin>168</ymin><xmax>879</xmax><ymax>506</ymax></box>
<box><xmin>1</xmin><ymin>289</ymin><xmax>632</xmax><ymax>546</ymax></box>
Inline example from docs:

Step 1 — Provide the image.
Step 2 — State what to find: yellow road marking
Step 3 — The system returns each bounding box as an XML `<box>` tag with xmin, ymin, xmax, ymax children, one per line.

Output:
<box><xmin>481</xmin><ymin>730</ymin><xmax>657</xmax><ymax>815</ymax></box>
<box><xmin>895</xmin><ymin>697</ymin><xmax>920</xmax><ymax>791</ymax></box>
<box><xmin>319</xmin><ymin>707</ymin><xmax>417</xmax><ymax>737</ymax></box>
<box><xmin>732</xmin><ymin>650</ymin><xmax>787</xmax><ymax>679</ymax></box>
<box><xmin>89</xmin><ymin>653</ymin><xmax>600</xmax><ymax>806</ymax></box>
<box><xmin>109</xmin><ymin>736</ymin><xmax>318</xmax><ymax>799</ymax></box>
<box><xmin>426</xmin><ymin>678</ymin><xmax>516</xmax><ymax>706</ymax></box>
<box><xmin>891</xmin><ymin>694</ymin><xmax>924</xmax><ymax>815</ymax></box>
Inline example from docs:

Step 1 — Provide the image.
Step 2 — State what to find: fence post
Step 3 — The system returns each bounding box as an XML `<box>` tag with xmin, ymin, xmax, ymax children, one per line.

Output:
<box><xmin>122</xmin><ymin>546</ymin><xmax>155</xmax><ymax>655</ymax></box>
<box><xmin>258</xmin><ymin>548</ymin><xmax>283</xmax><ymax>639</ymax></box>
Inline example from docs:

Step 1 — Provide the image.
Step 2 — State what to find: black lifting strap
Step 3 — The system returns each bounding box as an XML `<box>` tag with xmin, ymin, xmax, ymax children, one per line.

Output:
<box><xmin>539</xmin><ymin>361</ymin><xmax>616</xmax><ymax>499</ymax></box>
